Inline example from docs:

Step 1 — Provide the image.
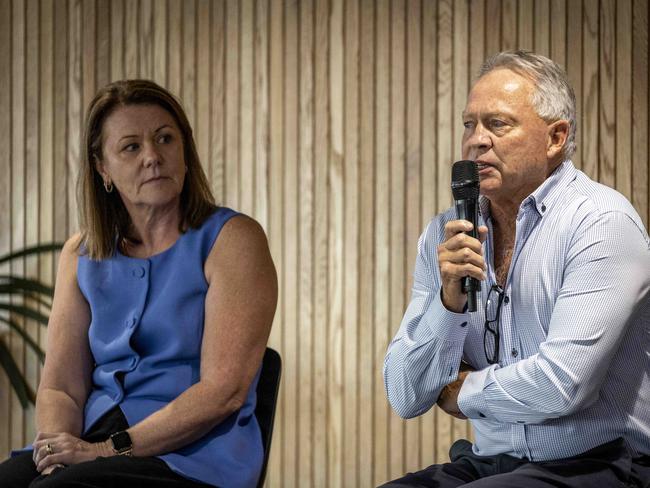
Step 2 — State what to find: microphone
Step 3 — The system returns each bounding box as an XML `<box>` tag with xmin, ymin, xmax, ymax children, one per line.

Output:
<box><xmin>451</xmin><ymin>160</ymin><xmax>480</xmax><ymax>312</ymax></box>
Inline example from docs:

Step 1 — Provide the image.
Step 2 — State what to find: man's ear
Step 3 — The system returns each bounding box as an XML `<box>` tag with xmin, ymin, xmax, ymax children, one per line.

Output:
<box><xmin>547</xmin><ymin>120</ymin><xmax>570</xmax><ymax>160</ymax></box>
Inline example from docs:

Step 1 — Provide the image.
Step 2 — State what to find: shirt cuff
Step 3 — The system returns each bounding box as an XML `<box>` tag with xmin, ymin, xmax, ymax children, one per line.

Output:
<box><xmin>419</xmin><ymin>289</ymin><xmax>471</xmax><ymax>343</ymax></box>
<box><xmin>457</xmin><ymin>366</ymin><xmax>496</xmax><ymax>420</ymax></box>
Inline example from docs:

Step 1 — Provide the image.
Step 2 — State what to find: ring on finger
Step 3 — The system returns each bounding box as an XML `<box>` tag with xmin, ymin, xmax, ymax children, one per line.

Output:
<box><xmin>46</xmin><ymin>443</ymin><xmax>53</xmax><ymax>456</ymax></box>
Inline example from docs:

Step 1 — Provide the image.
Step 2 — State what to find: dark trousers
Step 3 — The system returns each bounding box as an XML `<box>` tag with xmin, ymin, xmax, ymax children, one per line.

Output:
<box><xmin>0</xmin><ymin>407</ymin><xmax>213</xmax><ymax>488</ymax></box>
<box><xmin>379</xmin><ymin>438</ymin><xmax>650</xmax><ymax>488</ymax></box>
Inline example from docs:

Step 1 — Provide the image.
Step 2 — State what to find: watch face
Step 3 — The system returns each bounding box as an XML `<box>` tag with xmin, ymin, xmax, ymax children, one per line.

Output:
<box><xmin>111</xmin><ymin>431</ymin><xmax>132</xmax><ymax>452</ymax></box>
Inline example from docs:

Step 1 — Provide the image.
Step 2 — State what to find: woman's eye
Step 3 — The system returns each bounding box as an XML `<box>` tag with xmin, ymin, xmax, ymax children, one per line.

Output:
<box><xmin>123</xmin><ymin>143</ymin><xmax>139</xmax><ymax>152</ymax></box>
<box><xmin>158</xmin><ymin>134</ymin><xmax>172</xmax><ymax>144</ymax></box>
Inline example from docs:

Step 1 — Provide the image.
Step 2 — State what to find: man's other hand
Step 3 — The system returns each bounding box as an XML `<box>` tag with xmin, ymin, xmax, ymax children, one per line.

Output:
<box><xmin>437</xmin><ymin>369</ymin><xmax>471</xmax><ymax>419</ymax></box>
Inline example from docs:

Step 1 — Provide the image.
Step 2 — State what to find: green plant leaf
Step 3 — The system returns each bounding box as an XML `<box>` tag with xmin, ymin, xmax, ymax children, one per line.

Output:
<box><xmin>0</xmin><ymin>316</ymin><xmax>46</xmax><ymax>362</ymax></box>
<box><xmin>0</xmin><ymin>243</ymin><xmax>63</xmax><ymax>265</ymax></box>
<box><xmin>0</xmin><ymin>275</ymin><xmax>55</xmax><ymax>297</ymax></box>
<box><xmin>0</xmin><ymin>338</ymin><xmax>36</xmax><ymax>408</ymax></box>
<box><xmin>0</xmin><ymin>303</ymin><xmax>50</xmax><ymax>325</ymax></box>
<box><xmin>0</xmin><ymin>289</ymin><xmax>52</xmax><ymax>309</ymax></box>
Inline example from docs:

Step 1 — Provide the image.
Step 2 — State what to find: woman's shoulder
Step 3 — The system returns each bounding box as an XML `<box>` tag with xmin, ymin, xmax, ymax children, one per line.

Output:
<box><xmin>204</xmin><ymin>213</ymin><xmax>272</xmax><ymax>281</ymax></box>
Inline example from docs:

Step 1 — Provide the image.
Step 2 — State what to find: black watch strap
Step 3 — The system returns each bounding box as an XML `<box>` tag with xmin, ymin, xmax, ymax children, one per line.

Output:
<box><xmin>109</xmin><ymin>430</ymin><xmax>133</xmax><ymax>456</ymax></box>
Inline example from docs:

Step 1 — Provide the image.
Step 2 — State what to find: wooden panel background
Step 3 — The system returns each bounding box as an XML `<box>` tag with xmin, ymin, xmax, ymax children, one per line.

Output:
<box><xmin>0</xmin><ymin>0</ymin><xmax>648</xmax><ymax>486</ymax></box>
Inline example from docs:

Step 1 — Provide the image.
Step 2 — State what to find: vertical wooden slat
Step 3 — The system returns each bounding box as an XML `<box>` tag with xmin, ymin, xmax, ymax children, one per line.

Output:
<box><xmin>167</xmin><ymin>0</ymin><xmax>182</xmax><ymax>95</ymax></box>
<box><xmin>405</xmin><ymin>0</ymin><xmax>423</xmax><ymax>475</ymax></box>
<box><xmin>485</xmin><ymin>0</ymin><xmax>501</xmax><ymax>55</ymax></box>
<box><xmin>139</xmin><ymin>0</ymin><xmax>153</xmax><ymax>79</ymax></box>
<box><xmin>327</xmin><ymin>0</ymin><xmax>345</xmax><ymax>485</ymax></box>
<box><xmin>224</xmin><ymin>0</ymin><xmax>240</xmax><ymax>208</ymax></box>
<box><xmin>550</xmin><ymin>0</ymin><xmax>567</xmax><ymax>68</ymax></box>
<box><xmin>373</xmin><ymin>0</ymin><xmax>390</xmax><ymax>484</ymax></box>
<box><xmin>67</xmin><ymin>0</ymin><xmax>81</xmax><ymax>234</ymax></box>
<box><xmin>38</xmin><ymin>0</ymin><xmax>55</xmax><ymax>431</ymax></box>
<box><xmin>582</xmin><ymin>0</ymin><xmax>599</xmax><ymax>180</ymax></box>
<box><xmin>389</xmin><ymin>0</ymin><xmax>406</xmax><ymax>480</ymax></box>
<box><xmin>181</xmin><ymin>0</ymin><xmax>196</xmax><ymax>131</ymax></box>
<box><xmin>210</xmin><ymin>0</ymin><xmax>225</xmax><ymax>200</ymax></box>
<box><xmin>152</xmin><ymin>0</ymin><xmax>167</xmax><ymax>88</ymax></box>
<box><xmin>0</xmin><ymin>0</ymin><xmax>13</xmax><ymax>456</ymax></box>
<box><xmin>436</xmin><ymin>0</ymin><xmax>453</xmax><ymax>464</ymax></box>
<box><xmin>24</xmin><ymin>0</ymin><xmax>40</xmax><ymax>444</ymax></box>
<box><xmin>298</xmin><ymin>0</ymin><xmax>315</xmax><ymax>484</ymax></box>
<box><xmin>53</xmin><ymin>0</ymin><xmax>68</xmax><ymax>248</ymax></box>
<box><xmin>254</xmin><ymin>0</ymin><xmax>269</xmax><ymax>227</ymax></box>
<box><xmin>267</xmin><ymin>0</ymin><xmax>284</xmax><ymax>483</ymax></box>
<box><xmin>534</xmin><ymin>0</ymin><xmax>550</xmax><ymax>56</ymax></box>
<box><xmin>282</xmin><ymin>1</ymin><xmax>299</xmax><ymax>485</ymax></box>
<box><xmin>502</xmin><ymin>0</ymin><xmax>518</xmax><ymax>51</ymax></box>
<box><xmin>10</xmin><ymin>0</ymin><xmax>26</xmax><ymax>448</ymax></box>
<box><xmin>599</xmin><ymin>0</ymin><xmax>616</xmax><ymax>188</ymax></box>
<box><xmin>566</xmin><ymin>0</ymin><xmax>583</xmax><ymax>168</ymax></box>
<box><xmin>196</xmin><ymin>0</ymin><xmax>211</xmax><ymax>181</ymax></box>
<box><xmin>616</xmin><ymin>0</ymin><xmax>632</xmax><ymax>200</ymax></box>
<box><xmin>96</xmin><ymin>0</ymin><xmax>110</xmax><ymax>89</ymax></box>
<box><xmin>312</xmin><ymin>0</ymin><xmax>328</xmax><ymax>484</ymax></box>
<box><xmin>451</xmin><ymin>0</ymin><xmax>470</xmax><ymax>448</ymax></box>
<box><xmin>632</xmin><ymin>0</ymin><xmax>649</xmax><ymax>228</ymax></box>
<box><xmin>469</xmin><ymin>0</ymin><xmax>485</xmax><ymax>84</ymax></box>
<box><xmin>0</xmin><ymin>0</ymin><xmax>11</xmax><ymax>456</ymax></box>
<box><xmin>110</xmin><ymin>0</ymin><xmax>124</xmax><ymax>80</ymax></box>
<box><xmin>343</xmin><ymin>0</ymin><xmax>360</xmax><ymax>485</ymax></box>
<box><xmin>239</xmin><ymin>0</ymin><xmax>254</xmax><ymax>216</ymax></box>
<box><xmin>82</xmin><ymin>0</ymin><xmax>95</xmax><ymax>107</ymax></box>
<box><xmin>517</xmin><ymin>0</ymin><xmax>534</xmax><ymax>51</ymax></box>
<box><xmin>124</xmin><ymin>0</ymin><xmax>138</xmax><ymax>77</ymax></box>
<box><xmin>267</xmin><ymin>2</ymin><xmax>284</xmax><ymax>486</ymax></box>
<box><xmin>419</xmin><ymin>0</ymin><xmax>437</xmax><ymax>468</ymax></box>
<box><xmin>358</xmin><ymin>0</ymin><xmax>375</xmax><ymax>484</ymax></box>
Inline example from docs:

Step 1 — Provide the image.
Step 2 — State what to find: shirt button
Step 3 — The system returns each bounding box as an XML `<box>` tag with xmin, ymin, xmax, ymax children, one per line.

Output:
<box><xmin>479</xmin><ymin>412</ymin><xmax>486</xmax><ymax>418</ymax></box>
<box><xmin>541</xmin><ymin>204</ymin><xmax>547</xmax><ymax>212</ymax></box>
<box><xmin>132</xmin><ymin>266</ymin><xmax>145</xmax><ymax>278</ymax></box>
<box><xmin>511</xmin><ymin>348</ymin><xmax>518</xmax><ymax>357</ymax></box>
<box><xmin>460</xmin><ymin>321</ymin><xmax>467</xmax><ymax>328</ymax></box>
<box><xmin>504</xmin><ymin>296</ymin><xmax>510</xmax><ymax>304</ymax></box>
<box><xmin>126</xmin><ymin>317</ymin><xmax>137</xmax><ymax>328</ymax></box>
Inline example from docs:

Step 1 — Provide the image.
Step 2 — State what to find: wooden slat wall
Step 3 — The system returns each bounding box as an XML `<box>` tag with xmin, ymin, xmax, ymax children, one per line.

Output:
<box><xmin>1</xmin><ymin>1</ymin><xmax>648</xmax><ymax>486</ymax></box>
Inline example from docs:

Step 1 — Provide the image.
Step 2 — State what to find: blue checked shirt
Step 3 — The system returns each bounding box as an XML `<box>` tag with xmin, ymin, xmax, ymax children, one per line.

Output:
<box><xmin>384</xmin><ymin>160</ymin><xmax>650</xmax><ymax>461</ymax></box>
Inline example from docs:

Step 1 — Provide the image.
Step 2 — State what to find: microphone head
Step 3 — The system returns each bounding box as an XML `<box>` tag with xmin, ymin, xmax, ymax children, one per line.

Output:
<box><xmin>451</xmin><ymin>160</ymin><xmax>479</xmax><ymax>200</ymax></box>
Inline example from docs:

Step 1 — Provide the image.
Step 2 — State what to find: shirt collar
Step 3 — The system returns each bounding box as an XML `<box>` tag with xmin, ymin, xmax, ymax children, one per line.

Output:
<box><xmin>525</xmin><ymin>159</ymin><xmax>577</xmax><ymax>217</ymax></box>
<box><xmin>479</xmin><ymin>160</ymin><xmax>577</xmax><ymax>221</ymax></box>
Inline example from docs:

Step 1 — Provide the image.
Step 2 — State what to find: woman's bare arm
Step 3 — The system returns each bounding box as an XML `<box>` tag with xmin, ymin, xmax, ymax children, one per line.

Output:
<box><xmin>35</xmin><ymin>234</ymin><xmax>94</xmax><ymax>437</ymax></box>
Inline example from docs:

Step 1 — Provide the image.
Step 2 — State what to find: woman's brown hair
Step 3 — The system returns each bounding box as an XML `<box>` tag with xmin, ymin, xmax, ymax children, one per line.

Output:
<box><xmin>77</xmin><ymin>79</ymin><xmax>216</xmax><ymax>259</ymax></box>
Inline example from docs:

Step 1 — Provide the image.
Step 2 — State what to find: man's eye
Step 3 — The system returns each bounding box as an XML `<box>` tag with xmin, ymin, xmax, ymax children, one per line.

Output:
<box><xmin>463</xmin><ymin>121</ymin><xmax>474</xmax><ymax>129</ymax></box>
<box><xmin>490</xmin><ymin>119</ymin><xmax>507</xmax><ymax>129</ymax></box>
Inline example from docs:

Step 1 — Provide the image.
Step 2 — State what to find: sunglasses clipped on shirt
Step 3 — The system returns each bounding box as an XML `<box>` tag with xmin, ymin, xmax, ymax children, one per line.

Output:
<box><xmin>483</xmin><ymin>284</ymin><xmax>505</xmax><ymax>365</ymax></box>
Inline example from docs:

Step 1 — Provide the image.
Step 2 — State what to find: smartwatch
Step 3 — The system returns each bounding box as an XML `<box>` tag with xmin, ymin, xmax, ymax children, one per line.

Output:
<box><xmin>109</xmin><ymin>430</ymin><xmax>133</xmax><ymax>456</ymax></box>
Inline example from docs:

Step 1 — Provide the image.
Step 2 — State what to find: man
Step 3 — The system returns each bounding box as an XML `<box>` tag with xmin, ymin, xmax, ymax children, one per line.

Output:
<box><xmin>382</xmin><ymin>50</ymin><xmax>650</xmax><ymax>487</ymax></box>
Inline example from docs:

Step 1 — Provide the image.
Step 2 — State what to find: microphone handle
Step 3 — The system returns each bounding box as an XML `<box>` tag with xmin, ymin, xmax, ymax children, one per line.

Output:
<box><xmin>455</xmin><ymin>198</ymin><xmax>480</xmax><ymax>312</ymax></box>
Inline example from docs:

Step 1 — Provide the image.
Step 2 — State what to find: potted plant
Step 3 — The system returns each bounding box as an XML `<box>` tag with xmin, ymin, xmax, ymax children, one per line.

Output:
<box><xmin>0</xmin><ymin>243</ymin><xmax>63</xmax><ymax>408</ymax></box>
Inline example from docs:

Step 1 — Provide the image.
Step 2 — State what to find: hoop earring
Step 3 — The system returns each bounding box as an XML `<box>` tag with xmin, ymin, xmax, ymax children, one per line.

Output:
<box><xmin>103</xmin><ymin>180</ymin><xmax>114</xmax><ymax>193</ymax></box>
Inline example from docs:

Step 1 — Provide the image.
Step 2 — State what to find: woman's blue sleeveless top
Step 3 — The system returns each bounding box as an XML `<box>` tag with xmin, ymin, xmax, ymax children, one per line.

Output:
<box><xmin>77</xmin><ymin>207</ymin><xmax>262</xmax><ymax>488</ymax></box>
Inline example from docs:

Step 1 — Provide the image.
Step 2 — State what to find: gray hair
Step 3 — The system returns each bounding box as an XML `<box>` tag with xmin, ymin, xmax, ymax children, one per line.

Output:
<box><xmin>478</xmin><ymin>50</ymin><xmax>577</xmax><ymax>159</ymax></box>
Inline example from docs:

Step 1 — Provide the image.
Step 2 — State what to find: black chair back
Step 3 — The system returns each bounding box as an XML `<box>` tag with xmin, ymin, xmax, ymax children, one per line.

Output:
<box><xmin>255</xmin><ymin>347</ymin><xmax>282</xmax><ymax>488</ymax></box>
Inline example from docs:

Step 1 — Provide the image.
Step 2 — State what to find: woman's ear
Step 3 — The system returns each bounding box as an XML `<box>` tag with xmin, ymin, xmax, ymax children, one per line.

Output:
<box><xmin>546</xmin><ymin>119</ymin><xmax>570</xmax><ymax>160</ymax></box>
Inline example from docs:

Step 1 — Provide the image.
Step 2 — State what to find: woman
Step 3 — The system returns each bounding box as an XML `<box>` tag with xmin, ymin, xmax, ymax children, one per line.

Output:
<box><xmin>0</xmin><ymin>80</ymin><xmax>278</xmax><ymax>488</ymax></box>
